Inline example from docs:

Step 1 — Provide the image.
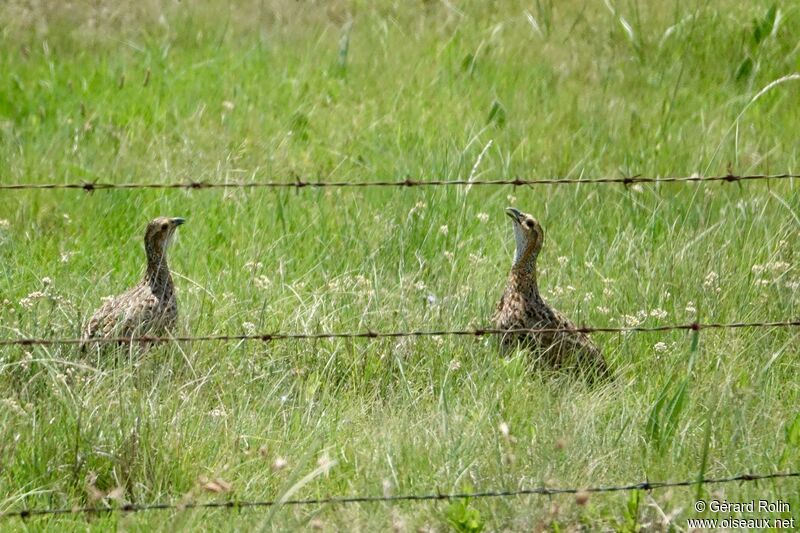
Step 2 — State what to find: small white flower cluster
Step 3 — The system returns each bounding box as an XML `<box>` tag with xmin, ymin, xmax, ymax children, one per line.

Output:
<box><xmin>752</xmin><ymin>261</ymin><xmax>793</xmax><ymax>287</ymax></box>
<box><xmin>254</xmin><ymin>275</ymin><xmax>272</xmax><ymax>290</ymax></box>
<box><xmin>751</xmin><ymin>261</ymin><xmax>790</xmax><ymax>275</ymax></box>
<box><xmin>623</xmin><ymin>314</ymin><xmax>641</xmax><ymax>327</ymax></box>
<box><xmin>408</xmin><ymin>201</ymin><xmax>426</xmax><ymax>218</ymax></box>
<box><xmin>468</xmin><ymin>252</ymin><xmax>485</xmax><ymax>264</ymax></box>
<box><xmin>244</xmin><ymin>260</ymin><xmax>263</xmax><ymax>272</ymax></box>
<box><xmin>476</xmin><ymin>212</ymin><xmax>489</xmax><ymax>224</ymax></box>
<box><xmin>652</xmin><ymin>341</ymin><xmax>677</xmax><ymax>358</ymax></box>
<box><xmin>703</xmin><ymin>270</ymin><xmax>718</xmax><ymax>288</ymax></box>
<box><xmin>19</xmin><ymin>291</ymin><xmax>47</xmax><ymax>309</ymax></box>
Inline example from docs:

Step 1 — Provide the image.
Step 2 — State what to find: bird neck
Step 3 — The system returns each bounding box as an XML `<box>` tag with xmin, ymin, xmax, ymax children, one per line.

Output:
<box><xmin>145</xmin><ymin>244</ymin><xmax>173</xmax><ymax>295</ymax></box>
<box><xmin>508</xmin><ymin>247</ymin><xmax>539</xmax><ymax>299</ymax></box>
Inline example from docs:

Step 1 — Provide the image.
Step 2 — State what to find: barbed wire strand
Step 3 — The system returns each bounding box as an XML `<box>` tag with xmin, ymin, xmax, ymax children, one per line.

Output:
<box><xmin>2</xmin><ymin>470</ymin><xmax>797</xmax><ymax>519</ymax></box>
<box><xmin>0</xmin><ymin>173</ymin><xmax>797</xmax><ymax>191</ymax></box>
<box><xmin>1</xmin><ymin>320</ymin><xmax>798</xmax><ymax>347</ymax></box>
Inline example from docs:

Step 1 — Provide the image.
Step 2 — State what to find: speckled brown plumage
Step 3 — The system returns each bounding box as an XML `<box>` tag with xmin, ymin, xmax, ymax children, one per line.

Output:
<box><xmin>82</xmin><ymin>217</ymin><xmax>185</xmax><ymax>348</ymax></box>
<box><xmin>493</xmin><ymin>208</ymin><xmax>610</xmax><ymax>380</ymax></box>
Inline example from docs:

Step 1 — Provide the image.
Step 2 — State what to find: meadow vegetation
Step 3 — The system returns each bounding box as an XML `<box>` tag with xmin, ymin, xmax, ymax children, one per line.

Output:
<box><xmin>0</xmin><ymin>0</ymin><xmax>799</xmax><ymax>530</ymax></box>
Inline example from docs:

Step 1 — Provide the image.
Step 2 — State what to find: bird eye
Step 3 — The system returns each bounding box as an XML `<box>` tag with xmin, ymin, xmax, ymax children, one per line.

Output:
<box><xmin>161</xmin><ymin>223</ymin><xmax>168</xmax><ymax>230</ymax></box>
<box><xmin>524</xmin><ymin>220</ymin><xmax>533</xmax><ymax>229</ymax></box>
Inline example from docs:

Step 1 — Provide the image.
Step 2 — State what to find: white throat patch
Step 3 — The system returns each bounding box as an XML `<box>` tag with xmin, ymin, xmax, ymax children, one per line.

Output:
<box><xmin>512</xmin><ymin>222</ymin><xmax>528</xmax><ymax>265</ymax></box>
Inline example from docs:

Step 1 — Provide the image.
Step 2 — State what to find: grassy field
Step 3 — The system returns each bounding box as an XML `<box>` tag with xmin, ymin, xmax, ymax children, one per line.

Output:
<box><xmin>1</xmin><ymin>0</ymin><xmax>799</xmax><ymax>530</ymax></box>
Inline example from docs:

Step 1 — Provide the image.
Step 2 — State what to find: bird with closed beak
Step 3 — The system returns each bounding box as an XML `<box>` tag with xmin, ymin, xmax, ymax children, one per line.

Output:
<box><xmin>82</xmin><ymin>216</ymin><xmax>186</xmax><ymax>348</ymax></box>
<box><xmin>493</xmin><ymin>207</ymin><xmax>610</xmax><ymax>381</ymax></box>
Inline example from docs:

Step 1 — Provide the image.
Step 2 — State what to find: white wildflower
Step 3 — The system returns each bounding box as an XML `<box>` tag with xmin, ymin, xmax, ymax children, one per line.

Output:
<box><xmin>476</xmin><ymin>212</ymin><xmax>489</xmax><ymax>224</ymax></box>
<box><xmin>498</xmin><ymin>422</ymin><xmax>510</xmax><ymax>438</ymax></box>
<box><xmin>558</xmin><ymin>256</ymin><xmax>569</xmax><ymax>267</ymax></box>
<box><xmin>506</xmin><ymin>195</ymin><xmax>517</xmax><ymax>204</ymax></box>
<box><xmin>703</xmin><ymin>271</ymin><xmax>718</xmax><ymax>288</ymax></box>
<box><xmin>685</xmin><ymin>301</ymin><xmax>697</xmax><ymax>314</ymax></box>
<box><xmin>0</xmin><ymin>219</ymin><xmax>9</xmax><ymax>229</ymax></box>
<box><xmin>595</xmin><ymin>306</ymin><xmax>610</xmax><ymax>314</ymax></box>
<box><xmin>242</xmin><ymin>322</ymin><xmax>256</xmax><ymax>333</ymax></box>
<box><xmin>414</xmin><ymin>280</ymin><xmax>426</xmax><ymax>291</ymax></box>
<box><xmin>439</xmin><ymin>225</ymin><xmax>449</xmax><ymax>236</ymax></box>
<box><xmin>653</xmin><ymin>342</ymin><xmax>668</xmax><ymax>353</ymax></box>
<box><xmin>41</xmin><ymin>277</ymin><xmax>52</xmax><ymax>286</ymax></box>
<box><xmin>222</xmin><ymin>100</ymin><xmax>235</xmax><ymax>111</ymax></box>
<box><xmin>623</xmin><ymin>315</ymin><xmax>640</xmax><ymax>327</ymax></box>
<box><xmin>468</xmin><ymin>253</ymin><xmax>485</xmax><ymax>264</ymax></box>
<box><xmin>766</xmin><ymin>261</ymin><xmax>790</xmax><ymax>272</ymax></box>
<box><xmin>443</xmin><ymin>251</ymin><xmax>454</xmax><ymax>262</ymax></box>
<box><xmin>254</xmin><ymin>275</ymin><xmax>272</xmax><ymax>290</ymax></box>
<box><xmin>583</xmin><ymin>293</ymin><xmax>593</xmax><ymax>302</ymax></box>
<box><xmin>408</xmin><ymin>201</ymin><xmax>427</xmax><ymax>217</ymax></box>
<box><xmin>649</xmin><ymin>308</ymin><xmax>667</xmax><ymax>320</ymax></box>
<box><xmin>19</xmin><ymin>291</ymin><xmax>47</xmax><ymax>309</ymax></box>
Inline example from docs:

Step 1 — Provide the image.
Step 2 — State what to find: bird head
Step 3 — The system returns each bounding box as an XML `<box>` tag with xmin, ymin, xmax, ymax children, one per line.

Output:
<box><xmin>505</xmin><ymin>207</ymin><xmax>544</xmax><ymax>270</ymax></box>
<box><xmin>144</xmin><ymin>216</ymin><xmax>186</xmax><ymax>256</ymax></box>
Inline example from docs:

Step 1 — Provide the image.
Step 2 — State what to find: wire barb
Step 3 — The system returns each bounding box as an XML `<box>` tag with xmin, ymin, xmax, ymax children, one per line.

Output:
<box><xmin>0</xmin><ymin>320</ymin><xmax>797</xmax><ymax>347</ymax></box>
<box><xmin>2</xmin><ymin>470</ymin><xmax>797</xmax><ymax>519</ymax></box>
<box><xmin>0</xmin><ymin>173</ymin><xmax>797</xmax><ymax>191</ymax></box>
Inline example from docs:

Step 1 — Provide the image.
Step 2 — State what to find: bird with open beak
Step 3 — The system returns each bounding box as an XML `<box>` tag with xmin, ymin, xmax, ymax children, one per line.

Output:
<box><xmin>493</xmin><ymin>207</ymin><xmax>610</xmax><ymax>381</ymax></box>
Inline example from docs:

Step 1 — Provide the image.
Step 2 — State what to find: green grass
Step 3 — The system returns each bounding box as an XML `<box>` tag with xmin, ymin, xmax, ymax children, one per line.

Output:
<box><xmin>1</xmin><ymin>0</ymin><xmax>799</xmax><ymax>530</ymax></box>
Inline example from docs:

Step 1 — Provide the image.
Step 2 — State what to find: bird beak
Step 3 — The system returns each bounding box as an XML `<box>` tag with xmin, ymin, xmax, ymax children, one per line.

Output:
<box><xmin>171</xmin><ymin>217</ymin><xmax>186</xmax><ymax>226</ymax></box>
<box><xmin>505</xmin><ymin>207</ymin><xmax>522</xmax><ymax>223</ymax></box>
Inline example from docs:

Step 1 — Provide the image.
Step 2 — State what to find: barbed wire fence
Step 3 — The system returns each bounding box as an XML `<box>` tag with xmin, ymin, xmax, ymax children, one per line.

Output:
<box><xmin>1</xmin><ymin>320</ymin><xmax>798</xmax><ymax>347</ymax></box>
<box><xmin>2</xmin><ymin>471</ymin><xmax>798</xmax><ymax>519</ymax></box>
<box><xmin>0</xmin><ymin>172</ymin><xmax>796</xmax><ymax>191</ymax></box>
<box><xmin>2</xmin><ymin>171</ymin><xmax>798</xmax><ymax>521</ymax></box>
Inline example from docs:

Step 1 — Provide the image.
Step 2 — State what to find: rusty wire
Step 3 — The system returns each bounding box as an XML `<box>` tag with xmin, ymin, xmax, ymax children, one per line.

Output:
<box><xmin>2</xmin><ymin>470</ymin><xmax>797</xmax><ymax>519</ymax></box>
<box><xmin>1</xmin><ymin>320</ymin><xmax>798</xmax><ymax>347</ymax></box>
<box><xmin>0</xmin><ymin>173</ymin><xmax>797</xmax><ymax>191</ymax></box>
